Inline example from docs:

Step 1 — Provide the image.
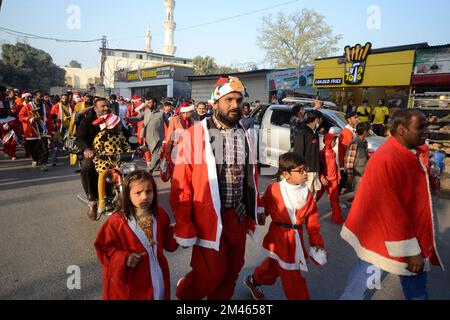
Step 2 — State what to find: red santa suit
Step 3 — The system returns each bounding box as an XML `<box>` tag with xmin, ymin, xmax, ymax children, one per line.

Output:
<box><xmin>338</xmin><ymin>125</ymin><xmax>356</xmax><ymax>168</ymax></box>
<box><xmin>126</xmin><ymin>96</ymin><xmax>142</xmax><ymax>135</ymax></box>
<box><xmin>316</xmin><ymin>133</ymin><xmax>344</xmax><ymax>224</ymax></box>
<box><xmin>252</xmin><ymin>180</ymin><xmax>324</xmax><ymax>300</ymax></box>
<box><xmin>18</xmin><ymin>102</ymin><xmax>55</xmax><ymax>140</ymax></box>
<box><xmin>340</xmin><ymin>137</ymin><xmax>444</xmax><ymax>276</ymax></box>
<box><xmin>1</xmin><ymin>116</ymin><xmax>19</xmax><ymax>159</ymax></box>
<box><xmin>94</xmin><ymin>207</ymin><xmax>178</xmax><ymax>300</ymax></box>
<box><xmin>170</xmin><ymin>118</ymin><xmax>264</xmax><ymax>300</ymax></box>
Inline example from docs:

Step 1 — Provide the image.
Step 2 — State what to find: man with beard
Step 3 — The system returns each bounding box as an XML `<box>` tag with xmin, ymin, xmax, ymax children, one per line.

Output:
<box><xmin>19</xmin><ymin>90</ymin><xmax>55</xmax><ymax>171</ymax></box>
<box><xmin>50</xmin><ymin>93</ymin><xmax>73</xmax><ymax>166</ymax></box>
<box><xmin>340</xmin><ymin>110</ymin><xmax>443</xmax><ymax>300</ymax></box>
<box><xmin>75</xmin><ymin>98</ymin><xmax>110</xmax><ymax>220</ymax></box>
<box><xmin>170</xmin><ymin>76</ymin><xmax>265</xmax><ymax>300</ymax></box>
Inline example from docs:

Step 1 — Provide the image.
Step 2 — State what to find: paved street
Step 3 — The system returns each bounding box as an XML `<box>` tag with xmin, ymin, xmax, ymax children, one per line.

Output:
<box><xmin>0</xmin><ymin>154</ymin><xmax>449</xmax><ymax>300</ymax></box>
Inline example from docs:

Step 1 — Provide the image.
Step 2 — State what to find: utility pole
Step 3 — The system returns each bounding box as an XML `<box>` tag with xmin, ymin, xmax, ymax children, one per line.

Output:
<box><xmin>0</xmin><ymin>1</ymin><xmax>3</xmax><ymax>12</ymax></box>
<box><xmin>99</xmin><ymin>35</ymin><xmax>107</xmax><ymax>89</ymax></box>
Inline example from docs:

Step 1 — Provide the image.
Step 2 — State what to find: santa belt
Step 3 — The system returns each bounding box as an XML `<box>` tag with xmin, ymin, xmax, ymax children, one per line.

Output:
<box><xmin>273</xmin><ymin>221</ymin><xmax>302</xmax><ymax>230</ymax></box>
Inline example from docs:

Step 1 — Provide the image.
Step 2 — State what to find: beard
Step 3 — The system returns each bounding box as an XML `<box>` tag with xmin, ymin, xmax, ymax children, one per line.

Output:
<box><xmin>215</xmin><ymin>108</ymin><xmax>242</xmax><ymax>127</ymax></box>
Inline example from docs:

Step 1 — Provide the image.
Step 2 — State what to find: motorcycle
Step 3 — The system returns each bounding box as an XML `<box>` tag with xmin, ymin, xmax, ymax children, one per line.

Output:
<box><xmin>77</xmin><ymin>146</ymin><xmax>146</xmax><ymax>220</ymax></box>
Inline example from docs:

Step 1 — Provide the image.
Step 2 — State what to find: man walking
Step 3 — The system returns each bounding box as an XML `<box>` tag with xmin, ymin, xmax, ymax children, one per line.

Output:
<box><xmin>340</xmin><ymin>110</ymin><xmax>444</xmax><ymax>300</ymax></box>
<box><xmin>170</xmin><ymin>76</ymin><xmax>264</xmax><ymax>300</ymax></box>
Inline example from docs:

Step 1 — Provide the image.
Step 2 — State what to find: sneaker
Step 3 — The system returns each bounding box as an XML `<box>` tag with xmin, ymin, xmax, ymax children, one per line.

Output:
<box><xmin>31</xmin><ymin>161</ymin><xmax>37</xmax><ymax>167</ymax></box>
<box><xmin>11</xmin><ymin>157</ymin><xmax>16</xmax><ymax>160</ymax></box>
<box><xmin>40</xmin><ymin>165</ymin><xmax>48</xmax><ymax>172</ymax></box>
<box><xmin>243</xmin><ymin>275</ymin><xmax>265</xmax><ymax>300</ymax></box>
<box><xmin>87</xmin><ymin>201</ymin><xmax>98</xmax><ymax>221</ymax></box>
<box><xmin>52</xmin><ymin>162</ymin><xmax>57</xmax><ymax>167</ymax></box>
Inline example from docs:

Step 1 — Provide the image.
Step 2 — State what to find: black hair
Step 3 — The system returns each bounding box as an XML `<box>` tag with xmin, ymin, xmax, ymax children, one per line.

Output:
<box><xmin>121</xmin><ymin>170</ymin><xmax>158</xmax><ymax>220</ymax></box>
<box><xmin>33</xmin><ymin>89</ymin><xmax>43</xmax><ymax>97</ymax></box>
<box><xmin>110</xmin><ymin>94</ymin><xmax>117</xmax><ymax>100</ymax></box>
<box><xmin>362</xmin><ymin>99</ymin><xmax>368</xmax><ymax>104</ymax></box>
<box><xmin>378</xmin><ymin>98</ymin><xmax>386</xmax><ymax>105</ymax></box>
<box><xmin>345</xmin><ymin>111</ymin><xmax>357</xmax><ymax>120</ymax></box>
<box><xmin>390</xmin><ymin>110</ymin><xmax>425</xmax><ymax>136</ymax></box>
<box><xmin>356</xmin><ymin>122</ymin><xmax>371</xmax><ymax>135</ymax></box>
<box><xmin>243</xmin><ymin>102</ymin><xmax>251</xmax><ymax>108</ymax></box>
<box><xmin>278</xmin><ymin>152</ymin><xmax>306</xmax><ymax>174</ymax></box>
<box><xmin>304</xmin><ymin>110</ymin><xmax>322</xmax><ymax>124</ymax></box>
<box><xmin>292</xmin><ymin>103</ymin><xmax>305</xmax><ymax>114</ymax></box>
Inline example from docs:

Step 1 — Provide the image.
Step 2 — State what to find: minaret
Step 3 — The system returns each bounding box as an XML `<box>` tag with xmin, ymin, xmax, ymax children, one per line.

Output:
<box><xmin>162</xmin><ymin>0</ymin><xmax>176</xmax><ymax>56</ymax></box>
<box><xmin>145</xmin><ymin>26</ymin><xmax>152</xmax><ymax>53</ymax></box>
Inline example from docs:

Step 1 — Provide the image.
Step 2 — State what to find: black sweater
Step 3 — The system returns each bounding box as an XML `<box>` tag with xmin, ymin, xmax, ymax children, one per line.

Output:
<box><xmin>293</xmin><ymin>125</ymin><xmax>321</xmax><ymax>173</ymax></box>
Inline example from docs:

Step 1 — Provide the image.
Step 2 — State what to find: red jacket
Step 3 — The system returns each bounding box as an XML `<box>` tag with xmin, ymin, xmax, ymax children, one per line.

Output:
<box><xmin>320</xmin><ymin>133</ymin><xmax>341</xmax><ymax>182</ymax></box>
<box><xmin>170</xmin><ymin>119</ymin><xmax>264</xmax><ymax>251</ymax></box>
<box><xmin>19</xmin><ymin>102</ymin><xmax>54</xmax><ymax>139</ymax></box>
<box><xmin>262</xmin><ymin>181</ymin><xmax>324</xmax><ymax>271</ymax></box>
<box><xmin>338</xmin><ymin>126</ymin><xmax>356</xmax><ymax>169</ymax></box>
<box><xmin>94</xmin><ymin>208</ymin><xmax>178</xmax><ymax>300</ymax></box>
<box><xmin>340</xmin><ymin>137</ymin><xmax>444</xmax><ymax>275</ymax></box>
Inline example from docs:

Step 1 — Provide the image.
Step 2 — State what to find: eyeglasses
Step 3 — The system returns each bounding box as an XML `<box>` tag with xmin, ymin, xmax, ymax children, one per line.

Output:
<box><xmin>290</xmin><ymin>166</ymin><xmax>308</xmax><ymax>174</ymax></box>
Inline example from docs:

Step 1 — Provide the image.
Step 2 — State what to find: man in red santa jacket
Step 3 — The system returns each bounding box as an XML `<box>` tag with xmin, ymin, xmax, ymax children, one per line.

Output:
<box><xmin>340</xmin><ymin>110</ymin><xmax>444</xmax><ymax>300</ymax></box>
<box><xmin>170</xmin><ymin>76</ymin><xmax>265</xmax><ymax>300</ymax></box>
<box><xmin>18</xmin><ymin>90</ymin><xmax>54</xmax><ymax>171</ymax></box>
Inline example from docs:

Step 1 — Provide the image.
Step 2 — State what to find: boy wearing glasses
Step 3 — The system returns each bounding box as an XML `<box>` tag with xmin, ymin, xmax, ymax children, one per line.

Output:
<box><xmin>244</xmin><ymin>152</ymin><xmax>326</xmax><ymax>300</ymax></box>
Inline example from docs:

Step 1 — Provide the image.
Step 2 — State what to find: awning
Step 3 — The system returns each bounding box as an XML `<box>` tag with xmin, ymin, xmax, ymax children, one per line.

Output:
<box><xmin>411</xmin><ymin>73</ymin><xmax>450</xmax><ymax>86</ymax></box>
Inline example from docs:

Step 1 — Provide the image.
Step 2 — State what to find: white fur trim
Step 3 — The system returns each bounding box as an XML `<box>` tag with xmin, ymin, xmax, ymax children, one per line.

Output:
<box><xmin>179</xmin><ymin>105</ymin><xmax>194</xmax><ymax>113</ymax></box>
<box><xmin>341</xmin><ymin>226</ymin><xmax>421</xmax><ymax>276</ymax></box>
<box><xmin>200</xmin><ymin>119</ymin><xmax>222</xmax><ymax>252</ymax></box>
<box><xmin>385</xmin><ymin>238</ymin><xmax>421</xmax><ymax>258</ymax></box>
<box><xmin>174</xmin><ymin>236</ymin><xmax>197</xmax><ymax>248</ymax></box>
<box><xmin>262</xmin><ymin>248</ymin><xmax>308</xmax><ymax>271</ymax></box>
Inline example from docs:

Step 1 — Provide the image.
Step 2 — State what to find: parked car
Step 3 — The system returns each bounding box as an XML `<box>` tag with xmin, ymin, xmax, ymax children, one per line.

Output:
<box><xmin>251</xmin><ymin>104</ymin><xmax>387</xmax><ymax>168</ymax></box>
<box><xmin>282</xmin><ymin>96</ymin><xmax>339</xmax><ymax>110</ymax></box>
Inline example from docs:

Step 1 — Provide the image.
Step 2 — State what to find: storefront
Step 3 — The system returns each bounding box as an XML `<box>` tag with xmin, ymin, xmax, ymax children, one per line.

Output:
<box><xmin>113</xmin><ymin>64</ymin><xmax>194</xmax><ymax>101</ymax></box>
<box><xmin>313</xmin><ymin>42</ymin><xmax>427</xmax><ymax>110</ymax></box>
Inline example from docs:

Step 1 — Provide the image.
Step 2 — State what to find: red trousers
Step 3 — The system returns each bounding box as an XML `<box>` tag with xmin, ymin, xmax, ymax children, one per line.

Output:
<box><xmin>137</xmin><ymin>135</ymin><xmax>152</xmax><ymax>163</ymax></box>
<box><xmin>2</xmin><ymin>139</ymin><xmax>17</xmax><ymax>159</ymax></box>
<box><xmin>176</xmin><ymin>208</ymin><xmax>247</xmax><ymax>300</ymax></box>
<box><xmin>316</xmin><ymin>179</ymin><xmax>343</xmax><ymax>221</ymax></box>
<box><xmin>253</xmin><ymin>257</ymin><xmax>309</xmax><ymax>300</ymax></box>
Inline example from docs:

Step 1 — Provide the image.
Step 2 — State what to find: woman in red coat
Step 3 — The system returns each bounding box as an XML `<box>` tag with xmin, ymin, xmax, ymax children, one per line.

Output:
<box><xmin>95</xmin><ymin>170</ymin><xmax>178</xmax><ymax>300</ymax></box>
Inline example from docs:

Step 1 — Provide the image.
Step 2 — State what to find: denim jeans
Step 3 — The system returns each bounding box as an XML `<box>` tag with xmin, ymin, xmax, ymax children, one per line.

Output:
<box><xmin>340</xmin><ymin>259</ymin><xmax>428</xmax><ymax>300</ymax></box>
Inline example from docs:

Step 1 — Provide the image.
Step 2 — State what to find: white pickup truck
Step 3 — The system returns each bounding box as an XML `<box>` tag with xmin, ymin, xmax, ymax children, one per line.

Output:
<box><xmin>251</xmin><ymin>104</ymin><xmax>387</xmax><ymax>168</ymax></box>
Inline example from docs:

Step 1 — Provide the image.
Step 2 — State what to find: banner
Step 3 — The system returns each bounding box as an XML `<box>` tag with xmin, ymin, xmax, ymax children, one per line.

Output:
<box><xmin>414</xmin><ymin>47</ymin><xmax>450</xmax><ymax>75</ymax></box>
<box><xmin>267</xmin><ymin>66</ymin><xmax>315</xmax><ymax>95</ymax></box>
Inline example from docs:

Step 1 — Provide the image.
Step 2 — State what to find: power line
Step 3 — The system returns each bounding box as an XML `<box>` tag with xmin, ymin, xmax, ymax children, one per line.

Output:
<box><xmin>0</xmin><ymin>26</ymin><xmax>102</xmax><ymax>43</ymax></box>
<box><xmin>109</xmin><ymin>0</ymin><xmax>301</xmax><ymax>42</ymax></box>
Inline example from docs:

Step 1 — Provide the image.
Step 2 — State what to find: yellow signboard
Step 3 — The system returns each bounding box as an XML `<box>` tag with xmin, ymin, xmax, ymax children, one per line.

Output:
<box><xmin>314</xmin><ymin>49</ymin><xmax>415</xmax><ymax>88</ymax></box>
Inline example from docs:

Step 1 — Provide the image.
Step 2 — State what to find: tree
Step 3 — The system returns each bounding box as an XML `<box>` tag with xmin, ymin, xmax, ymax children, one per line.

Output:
<box><xmin>68</xmin><ymin>60</ymin><xmax>82</xmax><ymax>68</ymax></box>
<box><xmin>0</xmin><ymin>42</ymin><xmax>66</xmax><ymax>91</ymax></box>
<box><xmin>256</xmin><ymin>9</ymin><xmax>342</xmax><ymax>69</ymax></box>
<box><xmin>192</xmin><ymin>55</ymin><xmax>238</xmax><ymax>75</ymax></box>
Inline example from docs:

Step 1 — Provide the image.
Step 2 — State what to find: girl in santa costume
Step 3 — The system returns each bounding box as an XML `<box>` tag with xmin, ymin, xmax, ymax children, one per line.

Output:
<box><xmin>1</xmin><ymin>116</ymin><xmax>19</xmax><ymax>160</ymax></box>
<box><xmin>159</xmin><ymin>102</ymin><xmax>195</xmax><ymax>182</ymax></box>
<box><xmin>95</xmin><ymin>170</ymin><xmax>178</xmax><ymax>300</ymax></box>
<box><xmin>244</xmin><ymin>152</ymin><xmax>326</xmax><ymax>300</ymax></box>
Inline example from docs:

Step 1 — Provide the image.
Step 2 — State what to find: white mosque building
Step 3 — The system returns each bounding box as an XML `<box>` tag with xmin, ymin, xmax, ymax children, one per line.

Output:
<box><xmin>102</xmin><ymin>0</ymin><xmax>193</xmax><ymax>99</ymax></box>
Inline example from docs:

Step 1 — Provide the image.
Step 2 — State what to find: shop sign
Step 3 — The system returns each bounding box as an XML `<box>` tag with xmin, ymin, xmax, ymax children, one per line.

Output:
<box><xmin>115</xmin><ymin>66</ymin><xmax>176</xmax><ymax>82</ymax></box>
<box><xmin>314</xmin><ymin>78</ymin><xmax>343</xmax><ymax>86</ymax></box>
<box><xmin>414</xmin><ymin>47</ymin><xmax>450</xmax><ymax>75</ymax></box>
<box><xmin>344</xmin><ymin>42</ymin><xmax>372</xmax><ymax>85</ymax></box>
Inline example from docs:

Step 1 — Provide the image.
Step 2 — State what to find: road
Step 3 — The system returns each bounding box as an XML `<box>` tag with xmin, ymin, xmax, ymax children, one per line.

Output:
<box><xmin>0</xmin><ymin>153</ymin><xmax>449</xmax><ymax>300</ymax></box>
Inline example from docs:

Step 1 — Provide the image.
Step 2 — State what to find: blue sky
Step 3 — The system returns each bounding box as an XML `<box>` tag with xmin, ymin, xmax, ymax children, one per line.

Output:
<box><xmin>0</xmin><ymin>0</ymin><xmax>449</xmax><ymax>69</ymax></box>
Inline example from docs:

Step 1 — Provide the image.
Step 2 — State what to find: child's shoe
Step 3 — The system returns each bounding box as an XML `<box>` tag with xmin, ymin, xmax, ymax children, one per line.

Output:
<box><xmin>243</xmin><ymin>275</ymin><xmax>266</xmax><ymax>300</ymax></box>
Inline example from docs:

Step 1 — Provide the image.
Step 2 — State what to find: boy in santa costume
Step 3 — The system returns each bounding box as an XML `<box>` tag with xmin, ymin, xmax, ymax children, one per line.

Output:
<box><xmin>316</xmin><ymin>133</ymin><xmax>345</xmax><ymax>224</ymax></box>
<box><xmin>340</xmin><ymin>110</ymin><xmax>444</xmax><ymax>300</ymax></box>
<box><xmin>160</xmin><ymin>102</ymin><xmax>194</xmax><ymax>182</ymax></box>
<box><xmin>170</xmin><ymin>76</ymin><xmax>265</xmax><ymax>300</ymax></box>
<box><xmin>95</xmin><ymin>170</ymin><xmax>178</xmax><ymax>300</ymax></box>
<box><xmin>126</xmin><ymin>95</ymin><xmax>143</xmax><ymax>136</ymax></box>
<box><xmin>338</xmin><ymin>111</ymin><xmax>358</xmax><ymax>193</ymax></box>
<box><xmin>244</xmin><ymin>152</ymin><xmax>326</xmax><ymax>300</ymax></box>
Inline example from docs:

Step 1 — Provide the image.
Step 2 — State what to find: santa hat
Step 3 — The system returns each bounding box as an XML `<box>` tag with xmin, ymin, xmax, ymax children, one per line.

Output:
<box><xmin>178</xmin><ymin>102</ymin><xmax>194</xmax><ymax>113</ymax></box>
<box><xmin>131</xmin><ymin>95</ymin><xmax>141</xmax><ymax>102</ymax></box>
<box><xmin>21</xmin><ymin>92</ymin><xmax>32</xmax><ymax>99</ymax></box>
<box><xmin>134</xmin><ymin>101</ymin><xmax>147</xmax><ymax>112</ymax></box>
<box><xmin>92</xmin><ymin>114</ymin><xmax>120</xmax><ymax>131</ymax></box>
<box><xmin>209</xmin><ymin>76</ymin><xmax>248</xmax><ymax>104</ymax></box>
<box><xmin>73</xmin><ymin>93</ymin><xmax>82</xmax><ymax>103</ymax></box>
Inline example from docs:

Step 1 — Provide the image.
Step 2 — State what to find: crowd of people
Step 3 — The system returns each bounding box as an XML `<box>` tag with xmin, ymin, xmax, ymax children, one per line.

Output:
<box><xmin>0</xmin><ymin>77</ymin><xmax>444</xmax><ymax>301</ymax></box>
